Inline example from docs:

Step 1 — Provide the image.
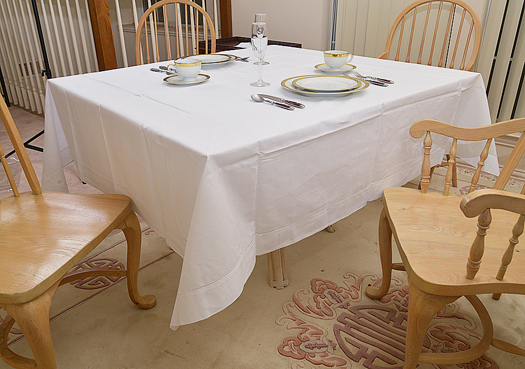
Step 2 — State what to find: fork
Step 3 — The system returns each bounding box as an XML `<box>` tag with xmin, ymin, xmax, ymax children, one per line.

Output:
<box><xmin>351</xmin><ymin>70</ymin><xmax>394</xmax><ymax>84</ymax></box>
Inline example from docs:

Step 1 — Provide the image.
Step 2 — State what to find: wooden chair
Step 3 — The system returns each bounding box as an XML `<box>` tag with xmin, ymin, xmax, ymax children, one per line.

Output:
<box><xmin>379</xmin><ymin>0</ymin><xmax>482</xmax><ymax>71</ymax></box>
<box><xmin>135</xmin><ymin>0</ymin><xmax>217</xmax><ymax>65</ymax></box>
<box><xmin>0</xmin><ymin>98</ymin><xmax>156</xmax><ymax>368</ymax></box>
<box><xmin>366</xmin><ymin>118</ymin><xmax>525</xmax><ymax>368</ymax></box>
<box><xmin>380</xmin><ymin>0</ymin><xmax>482</xmax><ymax>188</ymax></box>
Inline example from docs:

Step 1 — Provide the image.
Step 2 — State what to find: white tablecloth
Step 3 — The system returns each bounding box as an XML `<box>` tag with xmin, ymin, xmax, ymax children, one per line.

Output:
<box><xmin>42</xmin><ymin>46</ymin><xmax>497</xmax><ymax>328</ymax></box>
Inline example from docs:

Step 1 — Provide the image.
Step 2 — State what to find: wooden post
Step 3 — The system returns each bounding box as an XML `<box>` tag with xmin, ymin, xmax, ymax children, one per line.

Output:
<box><xmin>87</xmin><ymin>0</ymin><xmax>118</xmax><ymax>71</ymax></box>
<box><xmin>219</xmin><ymin>0</ymin><xmax>232</xmax><ymax>38</ymax></box>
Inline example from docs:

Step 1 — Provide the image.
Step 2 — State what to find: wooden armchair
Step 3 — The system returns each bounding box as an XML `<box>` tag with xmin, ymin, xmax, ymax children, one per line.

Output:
<box><xmin>135</xmin><ymin>0</ymin><xmax>217</xmax><ymax>65</ymax></box>
<box><xmin>366</xmin><ymin>118</ymin><xmax>525</xmax><ymax>368</ymax></box>
<box><xmin>0</xmin><ymin>98</ymin><xmax>156</xmax><ymax>368</ymax></box>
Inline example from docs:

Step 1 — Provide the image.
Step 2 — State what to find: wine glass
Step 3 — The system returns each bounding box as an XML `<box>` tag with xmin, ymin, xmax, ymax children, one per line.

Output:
<box><xmin>250</xmin><ymin>22</ymin><xmax>269</xmax><ymax>87</ymax></box>
<box><xmin>253</xmin><ymin>15</ymin><xmax>269</xmax><ymax>65</ymax></box>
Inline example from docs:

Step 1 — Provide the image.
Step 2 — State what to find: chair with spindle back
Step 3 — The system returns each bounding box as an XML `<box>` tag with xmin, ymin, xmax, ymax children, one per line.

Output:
<box><xmin>380</xmin><ymin>0</ymin><xmax>482</xmax><ymax>189</ymax></box>
<box><xmin>365</xmin><ymin>118</ymin><xmax>525</xmax><ymax>368</ymax></box>
<box><xmin>0</xmin><ymin>98</ymin><xmax>156</xmax><ymax>368</ymax></box>
<box><xmin>135</xmin><ymin>0</ymin><xmax>216</xmax><ymax>65</ymax></box>
<box><xmin>379</xmin><ymin>0</ymin><xmax>481</xmax><ymax>71</ymax></box>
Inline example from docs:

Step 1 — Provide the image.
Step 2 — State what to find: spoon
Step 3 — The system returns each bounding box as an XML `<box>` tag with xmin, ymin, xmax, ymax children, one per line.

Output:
<box><xmin>251</xmin><ymin>94</ymin><xmax>294</xmax><ymax>110</ymax></box>
<box><xmin>150</xmin><ymin>67</ymin><xmax>174</xmax><ymax>75</ymax></box>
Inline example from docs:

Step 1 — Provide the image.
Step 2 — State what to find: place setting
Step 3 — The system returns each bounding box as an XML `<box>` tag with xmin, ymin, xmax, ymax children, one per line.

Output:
<box><xmin>313</xmin><ymin>49</ymin><xmax>394</xmax><ymax>87</ymax></box>
<box><xmin>280</xmin><ymin>50</ymin><xmax>370</xmax><ymax>96</ymax></box>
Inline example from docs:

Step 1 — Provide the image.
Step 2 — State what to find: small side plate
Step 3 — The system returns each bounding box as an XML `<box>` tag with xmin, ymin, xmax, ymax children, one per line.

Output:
<box><xmin>315</xmin><ymin>63</ymin><xmax>356</xmax><ymax>73</ymax></box>
<box><xmin>163</xmin><ymin>74</ymin><xmax>210</xmax><ymax>85</ymax></box>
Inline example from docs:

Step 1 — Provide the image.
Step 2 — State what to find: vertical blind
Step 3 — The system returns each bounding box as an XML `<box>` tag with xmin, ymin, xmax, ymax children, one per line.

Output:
<box><xmin>0</xmin><ymin>0</ymin><xmax>222</xmax><ymax>113</ymax></box>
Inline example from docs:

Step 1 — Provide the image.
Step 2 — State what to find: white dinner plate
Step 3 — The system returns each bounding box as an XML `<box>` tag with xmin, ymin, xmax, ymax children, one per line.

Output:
<box><xmin>292</xmin><ymin>75</ymin><xmax>360</xmax><ymax>92</ymax></box>
<box><xmin>281</xmin><ymin>75</ymin><xmax>369</xmax><ymax>96</ymax></box>
<box><xmin>315</xmin><ymin>63</ymin><xmax>356</xmax><ymax>73</ymax></box>
<box><xmin>185</xmin><ymin>54</ymin><xmax>238</xmax><ymax>64</ymax></box>
<box><xmin>163</xmin><ymin>73</ymin><xmax>210</xmax><ymax>85</ymax></box>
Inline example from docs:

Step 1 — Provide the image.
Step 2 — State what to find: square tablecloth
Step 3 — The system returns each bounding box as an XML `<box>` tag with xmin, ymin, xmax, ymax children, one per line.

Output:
<box><xmin>42</xmin><ymin>46</ymin><xmax>497</xmax><ymax>328</ymax></box>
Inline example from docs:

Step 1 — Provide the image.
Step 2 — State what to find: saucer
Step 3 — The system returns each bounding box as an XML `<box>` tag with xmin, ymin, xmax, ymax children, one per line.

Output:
<box><xmin>183</xmin><ymin>54</ymin><xmax>238</xmax><ymax>64</ymax></box>
<box><xmin>315</xmin><ymin>63</ymin><xmax>356</xmax><ymax>73</ymax></box>
<box><xmin>163</xmin><ymin>74</ymin><xmax>210</xmax><ymax>85</ymax></box>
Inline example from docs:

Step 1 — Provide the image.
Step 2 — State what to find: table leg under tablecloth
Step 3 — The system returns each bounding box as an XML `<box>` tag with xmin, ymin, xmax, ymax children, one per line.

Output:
<box><xmin>267</xmin><ymin>248</ymin><xmax>289</xmax><ymax>289</ymax></box>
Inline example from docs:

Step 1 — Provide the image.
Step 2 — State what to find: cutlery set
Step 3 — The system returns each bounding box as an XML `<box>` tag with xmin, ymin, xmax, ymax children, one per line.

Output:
<box><xmin>251</xmin><ymin>94</ymin><xmax>305</xmax><ymax>110</ymax></box>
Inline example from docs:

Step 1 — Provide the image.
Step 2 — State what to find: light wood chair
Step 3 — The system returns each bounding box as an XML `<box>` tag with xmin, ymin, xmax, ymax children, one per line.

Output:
<box><xmin>366</xmin><ymin>118</ymin><xmax>525</xmax><ymax>368</ymax></box>
<box><xmin>135</xmin><ymin>0</ymin><xmax>217</xmax><ymax>65</ymax></box>
<box><xmin>0</xmin><ymin>98</ymin><xmax>156</xmax><ymax>368</ymax></box>
<box><xmin>380</xmin><ymin>0</ymin><xmax>482</xmax><ymax>188</ymax></box>
<box><xmin>379</xmin><ymin>0</ymin><xmax>482</xmax><ymax>71</ymax></box>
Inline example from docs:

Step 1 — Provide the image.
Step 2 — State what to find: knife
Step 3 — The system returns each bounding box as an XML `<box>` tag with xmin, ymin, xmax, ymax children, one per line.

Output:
<box><xmin>259</xmin><ymin>94</ymin><xmax>305</xmax><ymax>109</ymax></box>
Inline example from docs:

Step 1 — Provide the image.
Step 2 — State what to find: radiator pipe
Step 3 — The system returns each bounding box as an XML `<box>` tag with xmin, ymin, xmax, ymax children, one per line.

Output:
<box><xmin>0</xmin><ymin>66</ymin><xmax>9</xmax><ymax>107</ymax></box>
<box><xmin>329</xmin><ymin>0</ymin><xmax>338</xmax><ymax>50</ymax></box>
<box><xmin>31</xmin><ymin>0</ymin><xmax>52</xmax><ymax>79</ymax></box>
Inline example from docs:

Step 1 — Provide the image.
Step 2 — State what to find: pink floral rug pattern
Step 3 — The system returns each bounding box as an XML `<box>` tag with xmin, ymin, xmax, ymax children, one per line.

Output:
<box><xmin>276</xmin><ymin>273</ymin><xmax>498</xmax><ymax>369</ymax></box>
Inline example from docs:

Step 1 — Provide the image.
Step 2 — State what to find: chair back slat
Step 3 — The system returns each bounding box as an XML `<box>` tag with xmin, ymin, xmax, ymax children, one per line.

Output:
<box><xmin>416</xmin><ymin>3</ymin><xmax>432</xmax><ymax>65</ymax></box>
<box><xmin>396</xmin><ymin>15</ymin><xmax>407</xmax><ymax>62</ymax></box>
<box><xmin>163</xmin><ymin>6</ymin><xmax>171</xmax><ymax>60</ymax></box>
<box><xmin>427</xmin><ymin>1</ymin><xmax>443</xmax><ymax>66</ymax></box>
<box><xmin>406</xmin><ymin>9</ymin><xmax>419</xmax><ymax>63</ymax></box>
<box><xmin>494</xmin><ymin>132</ymin><xmax>525</xmax><ymax>190</ymax></box>
<box><xmin>136</xmin><ymin>0</ymin><xmax>216</xmax><ymax>65</ymax></box>
<box><xmin>420</xmin><ymin>131</ymin><xmax>433</xmax><ymax>193</ymax></box>
<box><xmin>497</xmin><ymin>209</ymin><xmax>525</xmax><ymax>281</ymax></box>
<box><xmin>0</xmin><ymin>97</ymin><xmax>41</xmax><ymax>195</ymax></box>
<box><xmin>380</xmin><ymin>0</ymin><xmax>481</xmax><ymax>71</ymax></box>
<box><xmin>467</xmin><ymin>139</ymin><xmax>492</xmax><ymax>194</ymax></box>
<box><xmin>449</xmin><ymin>8</ymin><xmax>467</xmax><ymax>69</ymax></box>
<box><xmin>438</xmin><ymin>4</ymin><xmax>455</xmax><ymax>68</ymax></box>
<box><xmin>443</xmin><ymin>138</ymin><xmax>457</xmax><ymax>195</ymax></box>
<box><xmin>466</xmin><ymin>208</ymin><xmax>491</xmax><ymax>279</ymax></box>
<box><xmin>493</xmin><ymin>184</ymin><xmax>525</xmax><ymax>288</ymax></box>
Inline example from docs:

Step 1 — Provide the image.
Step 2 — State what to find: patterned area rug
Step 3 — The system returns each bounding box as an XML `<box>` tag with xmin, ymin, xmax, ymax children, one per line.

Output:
<box><xmin>0</xmin><ymin>223</ymin><xmax>174</xmax><ymax>346</ymax></box>
<box><xmin>276</xmin><ymin>273</ymin><xmax>497</xmax><ymax>369</ymax></box>
<box><xmin>275</xmin><ymin>164</ymin><xmax>525</xmax><ymax>369</ymax></box>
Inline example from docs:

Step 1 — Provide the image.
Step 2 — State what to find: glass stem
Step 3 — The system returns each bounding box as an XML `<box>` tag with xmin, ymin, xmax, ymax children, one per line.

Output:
<box><xmin>257</xmin><ymin>61</ymin><xmax>263</xmax><ymax>83</ymax></box>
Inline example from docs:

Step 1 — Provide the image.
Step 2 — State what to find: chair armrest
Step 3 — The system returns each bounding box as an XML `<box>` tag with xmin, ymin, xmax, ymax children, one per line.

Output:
<box><xmin>410</xmin><ymin>118</ymin><xmax>525</xmax><ymax>140</ymax></box>
<box><xmin>460</xmin><ymin>189</ymin><xmax>525</xmax><ymax>218</ymax></box>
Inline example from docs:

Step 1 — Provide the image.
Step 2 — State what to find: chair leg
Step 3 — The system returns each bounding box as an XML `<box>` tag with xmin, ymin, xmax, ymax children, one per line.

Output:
<box><xmin>120</xmin><ymin>211</ymin><xmax>156</xmax><ymax>310</ymax></box>
<box><xmin>1</xmin><ymin>282</ymin><xmax>59</xmax><ymax>369</ymax></box>
<box><xmin>452</xmin><ymin>162</ymin><xmax>458</xmax><ymax>188</ymax></box>
<box><xmin>366</xmin><ymin>207</ymin><xmax>393</xmax><ymax>300</ymax></box>
<box><xmin>403</xmin><ymin>283</ymin><xmax>458</xmax><ymax>369</ymax></box>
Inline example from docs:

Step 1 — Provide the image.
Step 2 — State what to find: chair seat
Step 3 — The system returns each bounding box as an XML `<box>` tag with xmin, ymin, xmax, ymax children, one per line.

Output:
<box><xmin>384</xmin><ymin>187</ymin><xmax>525</xmax><ymax>296</ymax></box>
<box><xmin>0</xmin><ymin>191</ymin><xmax>132</xmax><ymax>304</ymax></box>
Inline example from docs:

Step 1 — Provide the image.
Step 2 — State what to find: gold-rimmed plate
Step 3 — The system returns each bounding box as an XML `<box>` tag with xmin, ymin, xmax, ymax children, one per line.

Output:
<box><xmin>292</xmin><ymin>75</ymin><xmax>360</xmax><ymax>92</ymax></box>
<box><xmin>163</xmin><ymin>73</ymin><xmax>210</xmax><ymax>85</ymax></box>
<box><xmin>184</xmin><ymin>54</ymin><xmax>238</xmax><ymax>64</ymax></box>
<box><xmin>281</xmin><ymin>75</ymin><xmax>369</xmax><ymax>96</ymax></box>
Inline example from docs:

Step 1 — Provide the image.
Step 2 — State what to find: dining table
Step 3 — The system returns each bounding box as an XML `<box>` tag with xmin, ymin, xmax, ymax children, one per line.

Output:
<box><xmin>41</xmin><ymin>45</ymin><xmax>498</xmax><ymax>329</ymax></box>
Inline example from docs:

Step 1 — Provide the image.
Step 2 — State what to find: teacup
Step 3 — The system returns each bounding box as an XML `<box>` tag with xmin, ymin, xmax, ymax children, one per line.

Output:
<box><xmin>168</xmin><ymin>58</ymin><xmax>201</xmax><ymax>81</ymax></box>
<box><xmin>323</xmin><ymin>50</ymin><xmax>351</xmax><ymax>70</ymax></box>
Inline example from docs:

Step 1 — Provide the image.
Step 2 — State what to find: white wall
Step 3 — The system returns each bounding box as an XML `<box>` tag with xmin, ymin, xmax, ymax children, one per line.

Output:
<box><xmin>231</xmin><ymin>0</ymin><xmax>332</xmax><ymax>50</ymax></box>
